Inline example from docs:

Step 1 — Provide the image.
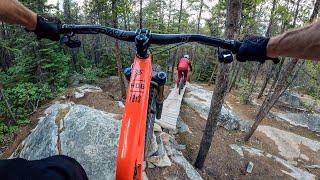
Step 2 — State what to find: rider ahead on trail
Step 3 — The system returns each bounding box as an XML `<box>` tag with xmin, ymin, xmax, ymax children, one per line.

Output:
<box><xmin>177</xmin><ymin>55</ymin><xmax>192</xmax><ymax>87</ymax></box>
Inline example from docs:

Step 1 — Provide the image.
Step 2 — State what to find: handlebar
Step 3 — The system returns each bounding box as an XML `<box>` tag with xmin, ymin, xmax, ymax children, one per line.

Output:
<box><xmin>59</xmin><ymin>24</ymin><xmax>241</xmax><ymax>53</ymax></box>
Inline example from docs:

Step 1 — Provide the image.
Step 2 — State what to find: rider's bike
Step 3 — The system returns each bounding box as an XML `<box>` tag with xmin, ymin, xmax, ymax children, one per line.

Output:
<box><xmin>178</xmin><ymin>73</ymin><xmax>186</xmax><ymax>95</ymax></box>
<box><xmin>58</xmin><ymin>25</ymin><xmax>241</xmax><ymax>180</ymax></box>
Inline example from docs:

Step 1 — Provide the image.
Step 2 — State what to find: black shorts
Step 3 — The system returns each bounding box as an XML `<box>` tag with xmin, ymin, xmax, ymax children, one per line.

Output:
<box><xmin>0</xmin><ymin>155</ymin><xmax>88</xmax><ymax>180</ymax></box>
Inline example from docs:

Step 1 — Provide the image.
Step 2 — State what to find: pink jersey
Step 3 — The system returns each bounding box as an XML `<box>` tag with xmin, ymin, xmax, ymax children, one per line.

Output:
<box><xmin>178</xmin><ymin>58</ymin><xmax>192</xmax><ymax>71</ymax></box>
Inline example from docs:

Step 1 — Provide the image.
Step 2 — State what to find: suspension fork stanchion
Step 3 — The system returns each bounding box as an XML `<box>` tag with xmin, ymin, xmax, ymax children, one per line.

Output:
<box><xmin>155</xmin><ymin>72</ymin><xmax>167</xmax><ymax>119</ymax></box>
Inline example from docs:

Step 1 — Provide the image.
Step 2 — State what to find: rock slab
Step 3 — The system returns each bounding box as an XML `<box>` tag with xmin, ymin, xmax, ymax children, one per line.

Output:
<box><xmin>11</xmin><ymin>104</ymin><xmax>121</xmax><ymax>180</ymax></box>
<box><xmin>74</xmin><ymin>84</ymin><xmax>103</xmax><ymax>99</ymax></box>
<box><xmin>183</xmin><ymin>84</ymin><xmax>240</xmax><ymax>130</ymax></box>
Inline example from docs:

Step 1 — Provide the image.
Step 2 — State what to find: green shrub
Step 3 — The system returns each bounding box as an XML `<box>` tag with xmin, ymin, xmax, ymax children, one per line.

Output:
<box><xmin>82</xmin><ymin>67</ymin><xmax>104</xmax><ymax>83</ymax></box>
<box><xmin>0</xmin><ymin>122</ymin><xmax>18</xmax><ymax>143</ymax></box>
<box><xmin>0</xmin><ymin>83</ymin><xmax>52</xmax><ymax>122</ymax></box>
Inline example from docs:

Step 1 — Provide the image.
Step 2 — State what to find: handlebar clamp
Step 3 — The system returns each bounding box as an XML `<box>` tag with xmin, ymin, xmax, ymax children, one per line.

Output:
<box><xmin>135</xmin><ymin>29</ymin><xmax>151</xmax><ymax>58</ymax></box>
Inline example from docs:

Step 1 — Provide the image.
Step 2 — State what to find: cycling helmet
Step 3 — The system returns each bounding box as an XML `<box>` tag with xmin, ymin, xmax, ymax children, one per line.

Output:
<box><xmin>183</xmin><ymin>55</ymin><xmax>190</xmax><ymax>59</ymax></box>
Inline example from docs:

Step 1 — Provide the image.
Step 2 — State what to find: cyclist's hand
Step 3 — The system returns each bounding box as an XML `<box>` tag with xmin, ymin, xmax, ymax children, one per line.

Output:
<box><xmin>32</xmin><ymin>16</ymin><xmax>61</xmax><ymax>41</ymax></box>
<box><xmin>236</xmin><ymin>36</ymin><xmax>279</xmax><ymax>64</ymax></box>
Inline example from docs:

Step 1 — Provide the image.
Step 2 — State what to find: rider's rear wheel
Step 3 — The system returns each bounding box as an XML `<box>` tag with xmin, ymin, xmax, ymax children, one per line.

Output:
<box><xmin>178</xmin><ymin>75</ymin><xmax>184</xmax><ymax>95</ymax></box>
<box><xmin>144</xmin><ymin>86</ymin><xmax>157</xmax><ymax>158</ymax></box>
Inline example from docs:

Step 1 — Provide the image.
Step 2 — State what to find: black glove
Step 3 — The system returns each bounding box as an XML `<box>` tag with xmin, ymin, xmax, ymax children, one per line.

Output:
<box><xmin>32</xmin><ymin>15</ymin><xmax>61</xmax><ymax>41</ymax></box>
<box><xmin>236</xmin><ymin>36</ymin><xmax>280</xmax><ymax>64</ymax></box>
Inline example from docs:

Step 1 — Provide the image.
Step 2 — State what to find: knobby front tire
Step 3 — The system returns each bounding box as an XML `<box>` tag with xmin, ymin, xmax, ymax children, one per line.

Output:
<box><xmin>144</xmin><ymin>85</ymin><xmax>157</xmax><ymax>158</ymax></box>
<box><xmin>178</xmin><ymin>75</ymin><xmax>184</xmax><ymax>95</ymax></box>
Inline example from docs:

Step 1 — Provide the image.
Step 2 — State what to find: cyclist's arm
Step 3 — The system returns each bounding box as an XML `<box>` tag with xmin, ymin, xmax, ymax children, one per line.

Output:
<box><xmin>0</xmin><ymin>0</ymin><xmax>37</xmax><ymax>30</ymax></box>
<box><xmin>267</xmin><ymin>20</ymin><xmax>320</xmax><ymax>60</ymax></box>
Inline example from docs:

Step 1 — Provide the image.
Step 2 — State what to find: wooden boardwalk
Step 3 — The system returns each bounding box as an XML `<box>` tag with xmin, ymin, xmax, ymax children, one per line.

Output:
<box><xmin>155</xmin><ymin>84</ymin><xmax>187</xmax><ymax>130</ymax></box>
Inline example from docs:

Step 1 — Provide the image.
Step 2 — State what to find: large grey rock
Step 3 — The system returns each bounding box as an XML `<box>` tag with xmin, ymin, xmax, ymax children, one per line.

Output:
<box><xmin>171</xmin><ymin>154</ymin><xmax>203</xmax><ymax>180</ymax></box>
<box><xmin>146</xmin><ymin>133</ymin><xmax>158</xmax><ymax>157</ymax></box>
<box><xmin>69</xmin><ymin>73</ymin><xmax>86</xmax><ymax>86</ymax></box>
<box><xmin>146</xmin><ymin>132</ymin><xmax>172</xmax><ymax>167</ymax></box>
<box><xmin>74</xmin><ymin>84</ymin><xmax>102</xmax><ymax>99</ymax></box>
<box><xmin>279</xmin><ymin>91</ymin><xmax>302</xmax><ymax>108</ymax></box>
<box><xmin>184</xmin><ymin>84</ymin><xmax>240</xmax><ymax>130</ymax></box>
<box><xmin>279</xmin><ymin>91</ymin><xmax>320</xmax><ymax>112</ymax></box>
<box><xmin>257</xmin><ymin>125</ymin><xmax>320</xmax><ymax>162</ymax></box>
<box><xmin>239</xmin><ymin>120</ymin><xmax>254</xmax><ymax>133</ymax></box>
<box><xmin>176</xmin><ymin>117</ymin><xmax>190</xmax><ymax>133</ymax></box>
<box><xmin>153</xmin><ymin>123</ymin><xmax>162</xmax><ymax>132</ymax></box>
<box><xmin>272</xmin><ymin>112</ymin><xmax>320</xmax><ymax>133</ymax></box>
<box><xmin>11</xmin><ymin>104</ymin><xmax>121</xmax><ymax>180</ymax></box>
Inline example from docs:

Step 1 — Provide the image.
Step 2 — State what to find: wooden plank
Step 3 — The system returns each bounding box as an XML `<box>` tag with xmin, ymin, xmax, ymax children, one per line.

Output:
<box><xmin>156</xmin><ymin>84</ymin><xmax>187</xmax><ymax>130</ymax></box>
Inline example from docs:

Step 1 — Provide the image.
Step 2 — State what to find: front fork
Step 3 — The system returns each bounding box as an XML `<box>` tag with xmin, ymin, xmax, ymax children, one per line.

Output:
<box><xmin>124</xmin><ymin>67</ymin><xmax>167</xmax><ymax>119</ymax></box>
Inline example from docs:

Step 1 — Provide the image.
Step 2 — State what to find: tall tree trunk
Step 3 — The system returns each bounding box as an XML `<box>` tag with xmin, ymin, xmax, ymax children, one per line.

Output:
<box><xmin>139</xmin><ymin>0</ymin><xmax>143</xmax><ymax>29</ymax></box>
<box><xmin>112</xmin><ymin>0</ymin><xmax>126</xmax><ymax>100</ymax></box>
<box><xmin>178</xmin><ymin>0</ymin><xmax>183</xmax><ymax>32</ymax></box>
<box><xmin>167</xmin><ymin>0</ymin><xmax>173</xmax><ymax>30</ymax></box>
<box><xmin>310</xmin><ymin>0</ymin><xmax>320</xmax><ymax>22</ymax></box>
<box><xmin>0</xmin><ymin>23</ymin><xmax>12</xmax><ymax>69</ymax></box>
<box><xmin>244</xmin><ymin>63</ymin><xmax>261</xmax><ymax>104</ymax></box>
<box><xmin>257</xmin><ymin>63</ymin><xmax>275</xmax><ymax>98</ymax></box>
<box><xmin>208</xmin><ymin>63</ymin><xmax>218</xmax><ymax>86</ymax></box>
<box><xmin>267</xmin><ymin>58</ymin><xmax>284</xmax><ymax>95</ymax></box>
<box><xmin>265</xmin><ymin>0</ymin><xmax>277</xmax><ymax>37</ymax></box>
<box><xmin>63</xmin><ymin>0</ymin><xmax>78</xmax><ymax>71</ymax></box>
<box><xmin>194</xmin><ymin>0</ymin><xmax>242</xmax><ymax>169</ymax></box>
<box><xmin>228</xmin><ymin>62</ymin><xmax>241</xmax><ymax>92</ymax></box>
<box><xmin>193</xmin><ymin>0</ymin><xmax>205</xmax><ymax>81</ymax></box>
<box><xmin>292</xmin><ymin>0</ymin><xmax>301</xmax><ymax>27</ymax></box>
<box><xmin>172</xmin><ymin>0</ymin><xmax>184</xmax><ymax>83</ymax></box>
<box><xmin>197</xmin><ymin>0</ymin><xmax>204</xmax><ymax>33</ymax></box>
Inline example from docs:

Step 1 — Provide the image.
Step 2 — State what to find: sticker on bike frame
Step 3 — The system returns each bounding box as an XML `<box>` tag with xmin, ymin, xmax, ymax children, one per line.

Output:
<box><xmin>129</xmin><ymin>80</ymin><xmax>145</xmax><ymax>103</ymax></box>
<box><xmin>130</xmin><ymin>80</ymin><xmax>145</xmax><ymax>93</ymax></box>
<box><xmin>134</xmin><ymin>69</ymin><xmax>143</xmax><ymax>76</ymax></box>
<box><xmin>129</xmin><ymin>68</ymin><xmax>146</xmax><ymax>103</ymax></box>
<box><xmin>129</xmin><ymin>94</ymin><xmax>142</xmax><ymax>103</ymax></box>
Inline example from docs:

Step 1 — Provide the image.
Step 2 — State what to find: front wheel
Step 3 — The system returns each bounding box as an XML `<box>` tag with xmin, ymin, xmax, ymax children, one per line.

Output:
<box><xmin>144</xmin><ymin>86</ymin><xmax>157</xmax><ymax>158</ymax></box>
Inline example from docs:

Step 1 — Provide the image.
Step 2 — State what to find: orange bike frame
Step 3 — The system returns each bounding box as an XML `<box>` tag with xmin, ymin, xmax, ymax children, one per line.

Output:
<box><xmin>116</xmin><ymin>55</ymin><xmax>153</xmax><ymax>180</ymax></box>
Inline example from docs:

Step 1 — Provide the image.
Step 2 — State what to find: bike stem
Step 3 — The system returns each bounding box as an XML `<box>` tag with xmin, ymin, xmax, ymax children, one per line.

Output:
<box><xmin>135</xmin><ymin>29</ymin><xmax>151</xmax><ymax>58</ymax></box>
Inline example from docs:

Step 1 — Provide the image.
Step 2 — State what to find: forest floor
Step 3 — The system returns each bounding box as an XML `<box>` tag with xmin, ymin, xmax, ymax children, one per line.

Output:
<box><xmin>0</xmin><ymin>79</ymin><xmax>319</xmax><ymax>179</ymax></box>
<box><xmin>176</xmin><ymin>83</ymin><xmax>320</xmax><ymax>179</ymax></box>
